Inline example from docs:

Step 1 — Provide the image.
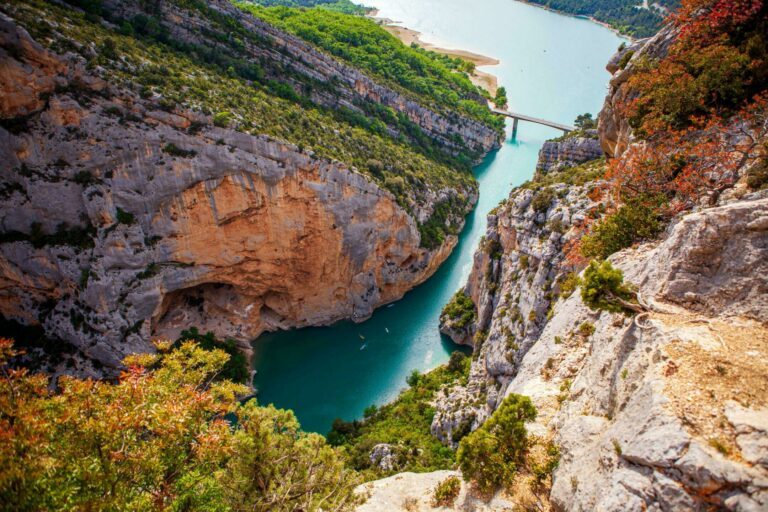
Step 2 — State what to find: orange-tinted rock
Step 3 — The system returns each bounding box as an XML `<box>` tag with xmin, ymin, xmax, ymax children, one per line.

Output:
<box><xmin>0</xmin><ymin>13</ymin><xmax>66</xmax><ymax>119</ymax></box>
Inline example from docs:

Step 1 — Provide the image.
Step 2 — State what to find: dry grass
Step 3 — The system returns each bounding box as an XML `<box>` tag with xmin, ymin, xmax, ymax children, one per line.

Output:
<box><xmin>658</xmin><ymin>313</ymin><xmax>768</xmax><ymax>461</ymax></box>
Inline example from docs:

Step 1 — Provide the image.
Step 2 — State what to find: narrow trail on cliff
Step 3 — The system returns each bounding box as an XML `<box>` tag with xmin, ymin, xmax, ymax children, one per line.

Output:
<box><xmin>251</xmin><ymin>0</ymin><xmax>627</xmax><ymax>433</ymax></box>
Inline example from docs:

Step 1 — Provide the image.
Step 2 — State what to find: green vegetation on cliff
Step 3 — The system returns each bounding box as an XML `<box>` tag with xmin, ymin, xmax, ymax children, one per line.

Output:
<box><xmin>6</xmin><ymin>0</ymin><xmax>489</xmax><ymax>248</ymax></box>
<box><xmin>236</xmin><ymin>2</ymin><xmax>505</xmax><ymax>132</ymax></box>
<box><xmin>244</xmin><ymin>0</ymin><xmax>369</xmax><ymax>14</ymax></box>
<box><xmin>327</xmin><ymin>352</ymin><xmax>471</xmax><ymax>480</ymax></box>
<box><xmin>441</xmin><ymin>290</ymin><xmax>477</xmax><ymax>328</ymax></box>
<box><xmin>580</xmin><ymin>195</ymin><xmax>665</xmax><ymax>260</ymax></box>
<box><xmin>580</xmin><ymin>260</ymin><xmax>640</xmax><ymax>314</ymax></box>
<box><xmin>457</xmin><ymin>394</ymin><xmax>537</xmax><ymax>494</ymax></box>
<box><xmin>174</xmin><ymin>327</ymin><xmax>250</xmax><ymax>384</ymax></box>
<box><xmin>523</xmin><ymin>0</ymin><xmax>668</xmax><ymax>37</ymax></box>
<box><xmin>580</xmin><ymin>0</ymin><xmax>768</xmax><ymax>260</ymax></box>
<box><xmin>457</xmin><ymin>394</ymin><xmax>560</xmax><ymax>497</ymax></box>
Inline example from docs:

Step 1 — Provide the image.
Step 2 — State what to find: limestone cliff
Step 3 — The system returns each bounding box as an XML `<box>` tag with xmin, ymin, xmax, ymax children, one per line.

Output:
<box><xmin>535</xmin><ymin>131</ymin><xmax>602</xmax><ymax>175</ymax></box>
<box><xmin>597</xmin><ymin>26</ymin><xmax>677</xmax><ymax>158</ymax></box>
<box><xmin>436</xmin><ymin>188</ymin><xmax>768</xmax><ymax>509</ymax></box>
<box><xmin>0</xmin><ymin>1</ymin><xmax>498</xmax><ymax>375</ymax></box>
<box><xmin>363</xmin><ymin>152</ymin><xmax>768</xmax><ymax>511</ymax></box>
<box><xmin>423</xmin><ymin>33</ymin><xmax>768</xmax><ymax>511</ymax></box>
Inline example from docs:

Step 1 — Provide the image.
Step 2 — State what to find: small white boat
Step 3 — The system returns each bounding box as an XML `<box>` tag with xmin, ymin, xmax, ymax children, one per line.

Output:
<box><xmin>385</xmin><ymin>328</ymin><xmax>389</xmax><ymax>334</ymax></box>
<box><xmin>360</xmin><ymin>344</ymin><xmax>367</xmax><ymax>351</ymax></box>
<box><xmin>387</xmin><ymin>304</ymin><xmax>395</xmax><ymax>308</ymax></box>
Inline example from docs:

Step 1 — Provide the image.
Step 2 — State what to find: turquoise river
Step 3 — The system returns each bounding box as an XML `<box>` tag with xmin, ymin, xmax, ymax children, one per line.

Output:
<box><xmin>252</xmin><ymin>0</ymin><xmax>626</xmax><ymax>433</ymax></box>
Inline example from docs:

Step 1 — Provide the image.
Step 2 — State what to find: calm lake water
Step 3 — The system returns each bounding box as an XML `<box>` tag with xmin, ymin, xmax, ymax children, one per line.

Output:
<box><xmin>252</xmin><ymin>0</ymin><xmax>626</xmax><ymax>433</ymax></box>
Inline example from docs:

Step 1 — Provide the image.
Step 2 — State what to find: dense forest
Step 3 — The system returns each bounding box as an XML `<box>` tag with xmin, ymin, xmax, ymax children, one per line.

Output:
<box><xmin>523</xmin><ymin>0</ymin><xmax>672</xmax><ymax>37</ymax></box>
<box><xmin>236</xmin><ymin>2</ymin><xmax>504</xmax><ymax>131</ymax></box>
<box><xmin>243</xmin><ymin>0</ymin><xmax>369</xmax><ymax>15</ymax></box>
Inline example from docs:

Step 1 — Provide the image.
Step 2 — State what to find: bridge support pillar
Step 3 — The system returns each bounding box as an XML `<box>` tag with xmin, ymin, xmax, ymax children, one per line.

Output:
<box><xmin>511</xmin><ymin>117</ymin><xmax>518</xmax><ymax>139</ymax></box>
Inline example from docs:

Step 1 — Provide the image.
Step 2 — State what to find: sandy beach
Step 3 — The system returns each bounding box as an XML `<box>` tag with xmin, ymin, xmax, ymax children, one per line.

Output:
<box><xmin>369</xmin><ymin>11</ymin><xmax>500</xmax><ymax>95</ymax></box>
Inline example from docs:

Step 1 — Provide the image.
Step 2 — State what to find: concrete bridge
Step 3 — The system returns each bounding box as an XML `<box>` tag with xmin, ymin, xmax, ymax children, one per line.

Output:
<box><xmin>491</xmin><ymin>108</ymin><xmax>575</xmax><ymax>135</ymax></box>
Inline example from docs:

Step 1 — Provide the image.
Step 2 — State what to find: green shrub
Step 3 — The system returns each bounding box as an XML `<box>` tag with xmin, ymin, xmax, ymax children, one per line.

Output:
<box><xmin>406</xmin><ymin>369</ymin><xmax>421</xmax><ymax>387</ymax></box>
<box><xmin>617</xmin><ymin>50</ymin><xmax>634</xmax><ymax>70</ymax></box>
<box><xmin>136</xmin><ymin>263</ymin><xmax>159</xmax><ymax>280</ymax></box>
<box><xmin>493</xmin><ymin>86</ymin><xmax>508</xmax><ymax>110</ymax></box>
<box><xmin>432</xmin><ymin>476</ymin><xmax>461</xmax><ymax>507</ymax></box>
<box><xmin>72</xmin><ymin>170</ymin><xmax>96</xmax><ymax>185</ymax></box>
<box><xmin>531</xmin><ymin>187</ymin><xmax>555</xmax><ymax>214</ymax></box>
<box><xmin>574</xmin><ymin>113</ymin><xmax>597</xmax><ymax>129</ymax></box>
<box><xmin>441</xmin><ymin>290</ymin><xmax>476</xmax><ymax>328</ymax></box>
<box><xmin>451</xmin><ymin>416</ymin><xmax>474</xmax><ymax>444</ymax></box>
<box><xmin>447</xmin><ymin>351</ymin><xmax>469</xmax><ymax>374</ymax></box>
<box><xmin>162</xmin><ymin>143</ymin><xmax>197</xmax><ymax>158</ymax></box>
<box><xmin>472</xmin><ymin>330</ymin><xmax>488</xmax><ymax>359</ymax></box>
<box><xmin>547</xmin><ymin>217</ymin><xmax>565</xmax><ymax>234</ymax></box>
<box><xmin>577</xmin><ymin>322</ymin><xmax>595</xmax><ymax>338</ymax></box>
<box><xmin>483</xmin><ymin>238</ymin><xmax>503</xmax><ymax>259</ymax></box>
<box><xmin>174</xmin><ymin>327</ymin><xmax>250</xmax><ymax>384</ymax></box>
<box><xmin>456</xmin><ymin>394</ymin><xmax>536</xmax><ymax>494</ymax></box>
<box><xmin>580</xmin><ymin>196</ymin><xmax>664</xmax><ymax>260</ymax></box>
<box><xmin>115</xmin><ymin>207</ymin><xmax>135</xmax><ymax>225</ymax></box>
<box><xmin>417</xmin><ymin>196</ymin><xmax>467</xmax><ymax>250</ymax></box>
<box><xmin>213</xmin><ymin>111</ymin><xmax>234</xmax><ymax>127</ymax></box>
<box><xmin>530</xmin><ymin>442</ymin><xmax>560</xmax><ymax>485</ymax></box>
<box><xmin>558</xmin><ymin>272</ymin><xmax>580</xmax><ymax>300</ymax></box>
<box><xmin>78</xmin><ymin>268</ymin><xmax>90</xmax><ymax>289</ymax></box>
<box><xmin>580</xmin><ymin>260</ymin><xmax>637</xmax><ymax>314</ymax></box>
<box><xmin>708</xmin><ymin>437</ymin><xmax>730</xmax><ymax>455</ymax></box>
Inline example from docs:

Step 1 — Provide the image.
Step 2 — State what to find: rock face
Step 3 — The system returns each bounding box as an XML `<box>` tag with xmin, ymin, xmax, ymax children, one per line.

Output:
<box><xmin>525</xmin><ymin>198</ymin><xmax>768</xmax><ymax>511</ymax></box>
<box><xmin>0</xmin><ymin>4</ymin><xmax>496</xmax><ymax>374</ymax></box>
<box><xmin>369</xmin><ymin>444</ymin><xmax>398</xmax><ymax>473</ymax></box>
<box><xmin>438</xmin><ymin>312</ymin><xmax>474</xmax><ymax>346</ymax></box>
<box><xmin>536</xmin><ymin>131</ymin><xmax>603</xmax><ymax>174</ymax></box>
<box><xmin>103</xmin><ymin>0</ymin><xmax>501</xmax><ymax>160</ymax></box>
<box><xmin>365</xmin><ymin>21</ymin><xmax>768</xmax><ymax>512</ymax></box>
<box><xmin>433</xmin><ymin>167</ymin><xmax>601</xmax><ymax>446</ymax></box>
<box><xmin>598</xmin><ymin>28</ymin><xmax>677</xmax><ymax>158</ymax></box>
<box><xmin>431</xmin><ymin>124</ymin><xmax>768</xmax><ymax>509</ymax></box>
<box><xmin>356</xmin><ymin>471</ymin><xmax>515</xmax><ymax>512</ymax></box>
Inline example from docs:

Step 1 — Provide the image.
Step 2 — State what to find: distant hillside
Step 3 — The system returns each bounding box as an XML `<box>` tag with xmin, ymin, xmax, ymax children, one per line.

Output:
<box><xmin>523</xmin><ymin>0</ymin><xmax>674</xmax><ymax>37</ymax></box>
<box><xmin>242</xmin><ymin>0</ymin><xmax>369</xmax><ymax>15</ymax></box>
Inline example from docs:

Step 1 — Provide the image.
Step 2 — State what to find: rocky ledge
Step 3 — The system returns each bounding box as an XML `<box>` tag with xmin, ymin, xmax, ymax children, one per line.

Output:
<box><xmin>536</xmin><ymin>130</ymin><xmax>602</xmax><ymax>175</ymax></box>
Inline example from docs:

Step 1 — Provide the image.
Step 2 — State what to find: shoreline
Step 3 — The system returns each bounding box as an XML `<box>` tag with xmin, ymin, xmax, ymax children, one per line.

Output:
<box><xmin>367</xmin><ymin>1</ymin><xmax>634</xmax><ymax>98</ymax></box>
<box><xmin>512</xmin><ymin>0</ymin><xmax>636</xmax><ymax>41</ymax></box>
<box><xmin>368</xmin><ymin>10</ymin><xmax>500</xmax><ymax>96</ymax></box>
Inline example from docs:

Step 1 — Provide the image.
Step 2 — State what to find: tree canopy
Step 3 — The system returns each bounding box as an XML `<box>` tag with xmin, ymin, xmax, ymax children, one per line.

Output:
<box><xmin>0</xmin><ymin>339</ymin><xmax>361</xmax><ymax>511</ymax></box>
